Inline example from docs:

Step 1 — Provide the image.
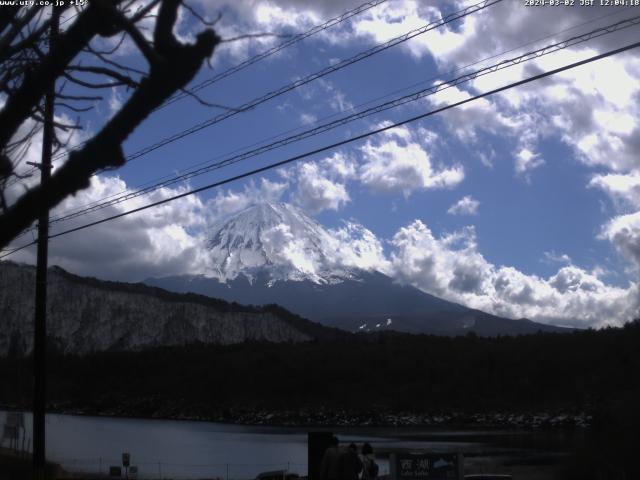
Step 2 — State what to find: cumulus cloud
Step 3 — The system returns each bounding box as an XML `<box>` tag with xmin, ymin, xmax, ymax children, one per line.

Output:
<box><xmin>590</xmin><ymin>172</ymin><xmax>640</xmax><ymax>210</ymax></box>
<box><xmin>208</xmin><ymin>178</ymin><xmax>288</xmax><ymax>219</ymax></box>
<box><xmin>543</xmin><ymin>251</ymin><xmax>572</xmax><ymax>265</ymax></box>
<box><xmin>600</xmin><ymin>211</ymin><xmax>640</xmax><ymax>271</ymax></box>
<box><xmin>293</xmin><ymin>162</ymin><xmax>350</xmax><ymax>213</ymax></box>
<box><xmin>448</xmin><ymin>195</ymin><xmax>480</xmax><ymax>216</ymax></box>
<box><xmin>427</xmin><ymin>84</ymin><xmax>521</xmax><ymax>143</ymax></box>
<box><xmin>390</xmin><ymin>220</ymin><xmax>640</xmax><ymax>327</ymax></box>
<box><xmin>515</xmin><ymin>148</ymin><xmax>545</xmax><ymax>179</ymax></box>
<box><xmin>458</xmin><ymin>30</ymin><xmax>640</xmax><ymax>177</ymax></box>
<box><xmin>8</xmin><ymin>175</ymin><xmax>210</xmax><ymax>282</ymax></box>
<box><xmin>327</xmin><ymin>222</ymin><xmax>390</xmax><ymax>273</ymax></box>
<box><xmin>295</xmin><ymin>78</ymin><xmax>354</xmax><ymax>114</ymax></box>
<box><xmin>350</xmin><ymin>0</ymin><xmax>442</xmax><ymax>59</ymax></box>
<box><xmin>300</xmin><ymin>112</ymin><xmax>318</xmax><ymax>125</ymax></box>
<box><xmin>286</xmin><ymin>152</ymin><xmax>356</xmax><ymax>214</ymax></box>
<box><xmin>261</xmin><ymin>223</ymin><xmax>319</xmax><ymax>276</ymax></box>
<box><xmin>343</xmin><ymin>1</ymin><xmax>640</xmax><ymax>180</ymax></box>
<box><xmin>425</xmin><ymin>83</ymin><xmax>535</xmax><ymax>168</ymax></box>
<box><xmin>4</xmin><ymin>112</ymin><xmax>91</xmax><ymax>204</ymax></box>
<box><xmin>358</xmin><ymin>125</ymin><xmax>464</xmax><ymax>196</ymax></box>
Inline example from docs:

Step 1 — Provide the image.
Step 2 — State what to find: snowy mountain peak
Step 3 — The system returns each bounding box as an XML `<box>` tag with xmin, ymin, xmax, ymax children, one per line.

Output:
<box><xmin>206</xmin><ymin>202</ymin><xmax>355</xmax><ymax>284</ymax></box>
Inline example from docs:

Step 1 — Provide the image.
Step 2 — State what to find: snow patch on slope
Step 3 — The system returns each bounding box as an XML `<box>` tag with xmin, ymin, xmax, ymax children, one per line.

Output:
<box><xmin>206</xmin><ymin>202</ymin><xmax>388</xmax><ymax>284</ymax></box>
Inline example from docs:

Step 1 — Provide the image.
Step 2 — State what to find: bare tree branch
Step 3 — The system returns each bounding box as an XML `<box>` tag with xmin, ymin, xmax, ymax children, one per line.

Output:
<box><xmin>0</xmin><ymin>0</ymin><xmax>221</xmax><ymax>248</ymax></box>
<box><xmin>0</xmin><ymin>2</ymin><xmax>115</xmax><ymax>150</ymax></box>
<box><xmin>129</xmin><ymin>0</ymin><xmax>162</xmax><ymax>23</ymax></box>
<box><xmin>56</xmin><ymin>92</ymin><xmax>103</xmax><ymax>102</ymax></box>
<box><xmin>182</xmin><ymin>2</ymin><xmax>219</xmax><ymax>27</ymax></box>
<box><xmin>67</xmin><ymin>65</ymin><xmax>140</xmax><ymax>88</ymax></box>
<box><xmin>55</xmin><ymin>102</ymin><xmax>94</xmax><ymax>113</ymax></box>
<box><xmin>85</xmin><ymin>42</ymin><xmax>147</xmax><ymax>76</ymax></box>
<box><xmin>96</xmin><ymin>0</ymin><xmax>162</xmax><ymax>65</ymax></box>
<box><xmin>0</xmin><ymin>5</ymin><xmax>43</xmax><ymax>61</ymax></box>
<box><xmin>63</xmin><ymin>72</ymin><xmax>131</xmax><ymax>90</ymax></box>
<box><xmin>178</xmin><ymin>87</ymin><xmax>241</xmax><ymax>111</ymax></box>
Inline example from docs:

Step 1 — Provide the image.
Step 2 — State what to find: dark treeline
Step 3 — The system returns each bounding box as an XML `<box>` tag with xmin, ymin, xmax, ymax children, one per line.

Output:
<box><xmin>1</xmin><ymin>321</ymin><xmax>639</xmax><ymax>415</ymax></box>
<box><xmin>2</xmin><ymin>322</ymin><xmax>640</xmax><ymax>478</ymax></box>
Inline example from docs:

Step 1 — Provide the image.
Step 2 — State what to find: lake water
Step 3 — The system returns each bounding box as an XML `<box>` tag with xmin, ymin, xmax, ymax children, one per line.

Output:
<box><xmin>0</xmin><ymin>411</ymin><xmax>584</xmax><ymax>479</ymax></box>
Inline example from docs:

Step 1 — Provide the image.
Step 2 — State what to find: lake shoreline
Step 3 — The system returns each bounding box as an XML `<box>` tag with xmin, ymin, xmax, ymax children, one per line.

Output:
<box><xmin>0</xmin><ymin>402</ymin><xmax>592</xmax><ymax>430</ymax></box>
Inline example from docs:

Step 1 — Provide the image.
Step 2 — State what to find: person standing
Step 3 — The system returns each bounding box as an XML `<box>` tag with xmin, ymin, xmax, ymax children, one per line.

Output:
<box><xmin>360</xmin><ymin>443</ymin><xmax>378</xmax><ymax>480</ymax></box>
<box><xmin>339</xmin><ymin>443</ymin><xmax>363</xmax><ymax>480</ymax></box>
<box><xmin>319</xmin><ymin>436</ymin><xmax>341</xmax><ymax>480</ymax></box>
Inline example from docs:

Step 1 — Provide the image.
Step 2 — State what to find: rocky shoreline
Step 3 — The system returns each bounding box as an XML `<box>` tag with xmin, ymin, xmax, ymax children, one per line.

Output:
<box><xmin>1</xmin><ymin>401</ymin><xmax>593</xmax><ymax>429</ymax></box>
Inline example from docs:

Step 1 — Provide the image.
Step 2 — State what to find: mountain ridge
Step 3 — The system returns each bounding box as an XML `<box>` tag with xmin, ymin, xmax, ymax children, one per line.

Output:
<box><xmin>147</xmin><ymin>202</ymin><xmax>572</xmax><ymax>336</ymax></box>
<box><xmin>0</xmin><ymin>261</ymin><xmax>343</xmax><ymax>356</ymax></box>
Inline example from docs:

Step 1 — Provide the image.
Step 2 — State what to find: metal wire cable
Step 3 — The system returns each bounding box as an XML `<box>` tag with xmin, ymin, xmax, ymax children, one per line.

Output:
<box><xmin>38</xmin><ymin>0</ymin><xmax>390</xmax><ymax>167</ymax></box>
<box><xmin>26</xmin><ymin>14</ymin><xmax>640</xmax><ymax>232</ymax></box>
<box><xmin>5</xmin><ymin>0</ymin><xmax>502</xmax><ymax>217</ymax></box>
<box><xmin>160</xmin><ymin>0</ymin><xmax>389</xmax><ymax>109</ymax></box>
<box><xmin>3</xmin><ymin>38</ymin><xmax>639</xmax><ymax>259</ymax></box>
<box><xmin>38</xmin><ymin>4</ymin><xmax>635</xmax><ymax>225</ymax></box>
<box><xmin>45</xmin><ymin>0</ymin><xmax>502</xmax><ymax>168</ymax></box>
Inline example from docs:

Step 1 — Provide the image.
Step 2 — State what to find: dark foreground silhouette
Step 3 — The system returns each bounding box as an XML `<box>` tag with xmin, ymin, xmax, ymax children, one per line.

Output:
<box><xmin>1</xmin><ymin>321</ymin><xmax>639</xmax><ymax>479</ymax></box>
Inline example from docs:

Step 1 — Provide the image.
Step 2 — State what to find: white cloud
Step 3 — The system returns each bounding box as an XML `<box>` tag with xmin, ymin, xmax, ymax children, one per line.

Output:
<box><xmin>108</xmin><ymin>87</ymin><xmax>124</xmax><ymax>115</ymax></box>
<box><xmin>456</xmin><ymin>29</ymin><xmax>640</xmax><ymax>177</ymax></box>
<box><xmin>590</xmin><ymin>172</ymin><xmax>640</xmax><ymax>210</ymax></box>
<box><xmin>426</xmin><ymin>84</ymin><xmax>532</xmax><ymax>168</ymax></box>
<box><xmin>358</xmin><ymin>127</ymin><xmax>464</xmax><ymax>196</ymax></box>
<box><xmin>208</xmin><ymin>178</ymin><xmax>288</xmax><ymax>219</ymax></box>
<box><xmin>543</xmin><ymin>251</ymin><xmax>572</xmax><ymax>265</ymax></box>
<box><xmin>293</xmin><ymin>161</ymin><xmax>350</xmax><ymax>213</ymax></box>
<box><xmin>327</xmin><ymin>222</ymin><xmax>391</xmax><ymax>273</ymax></box>
<box><xmin>299</xmin><ymin>112</ymin><xmax>317</xmax><ymax>125</ymax></box>
<box><xmin>349</xmin><ymin>2</ymin><xmax>638</xmax><ymax>181</ymax></box>
<box><xmin>261</xmin><ymin>223</ymin><xmax>319</xmax><ymax>276</ymax></box>
<box><xmin>288</xmin><ymin>152</ymin><xmax>356</xmax><ymax>214</ymax></box>
<box><xmin>8</xmin><ymin>175</ymin><xmax>210</xmax><ymax>282</ymax></box>
<box><xmin>515</xmin><ymin>148</ymin><xmax>544</xmax><ymax>179</ymax></box>
<box><xmin>448</xmin><ymin>195</ymin><xmax>480</xmax><ymax>216</ymax></box>
<box><xmin>304</xmin><ymin>79</ymin><xmax>354</xmax><ymax>113</ymax></box>
<box><xmin>390</xmin><ymin>220</ymin><xmax>640</xmax><ymax>327</ymax></box>
<box><xmin>5</xmin><ymin>113</ymin><xmax>92</xmax><ymax>208</ymax></box>
<box><xmin>600</xmin><ymin>211</ymin><xmax>640</xmax><ymax>271</ymax></box>
<box><xmin>350</xmin><ymin>0</ymin><xmax>442</xmax><ymax>59</ymax></box>
<box><xmin>428</xmin><ymin>84</ymin><xmax>519</xmax><ymax>143</ymax></box>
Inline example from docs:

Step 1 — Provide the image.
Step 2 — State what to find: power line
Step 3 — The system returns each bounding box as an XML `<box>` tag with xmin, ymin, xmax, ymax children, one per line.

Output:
<box><xmin>160</xmin><ymin>0</ymin><xmax>390</xmax><ymax>109</ymax></box>
<box><xmin>6</xmin><ymin>0</ymin><xmax>498</xmax><ymax>197</ymax></box>
<box><xmin>29</xmin><ymin>14</ymin><xmax>640</xmax><ymax>230</ymax></box>
<box><xmin>3</xmin><ymin>38</ymin><xmax>639</xmax><ymax>260</ymax></box>
<box><xmin>39</xmin><ymin>5</ymin><xmax>636</xmax><ymax>227</ymax></box>
<box><xmin>47</xmin><ymin>0</ymin><xmax>502</xmax><ymax>167</ymax></box>
<box><xmin>35</xmin><ymin>0</ymin><xmax>389</xmax><ymax>168</ymax></box>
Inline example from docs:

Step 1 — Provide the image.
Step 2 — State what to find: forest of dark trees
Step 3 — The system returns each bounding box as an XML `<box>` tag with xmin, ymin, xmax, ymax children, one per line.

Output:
<box><xmin>1</xmin><ymin>321</ymin><xmax>639</xmax><ymax>417</ymax></box>
<box><xmin>1</xmin><ymin>321</ymin><xmax>640</xmax><ymax>477</ymax></box>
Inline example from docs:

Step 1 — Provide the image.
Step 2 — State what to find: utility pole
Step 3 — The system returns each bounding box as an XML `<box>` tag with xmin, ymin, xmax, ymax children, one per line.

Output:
<box><xmin>33</xmin><ymin>8</ymin><xmax>59</xmax><ymax>480</ymax></box>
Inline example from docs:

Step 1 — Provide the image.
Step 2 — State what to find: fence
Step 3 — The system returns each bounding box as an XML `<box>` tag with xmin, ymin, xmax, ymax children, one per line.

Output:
<box><xmin>54</xmin><ymin>456</ymin><xmax>308</xmax><ymax>480</ymax></box>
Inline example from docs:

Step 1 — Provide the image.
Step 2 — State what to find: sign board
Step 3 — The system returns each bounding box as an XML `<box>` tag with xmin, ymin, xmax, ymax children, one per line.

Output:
<box><xmin>390</xmin><ymin>453</ymin><xmax>463</xmax><ymax>480</ymax></box>
<box><xmin>109</xmin><ymin>466</ymin><xmax>122</xmax><ymax>477</ymax></box>
<box><xmin>122</xmin><ymin>452</ymin><xmax>130</xmax><ymax>467</ymax></box>
<box><xmin>129</xmin><ymin>466</ymin><xmax>138</xmax><ymax>479</ymax></box>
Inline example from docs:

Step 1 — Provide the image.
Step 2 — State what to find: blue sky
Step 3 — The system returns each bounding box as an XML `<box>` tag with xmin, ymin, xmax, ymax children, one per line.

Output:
<box><xmin>5</xmin><ymin>0</ymin><xmax>640</xmax><ymax>327</ymax></box>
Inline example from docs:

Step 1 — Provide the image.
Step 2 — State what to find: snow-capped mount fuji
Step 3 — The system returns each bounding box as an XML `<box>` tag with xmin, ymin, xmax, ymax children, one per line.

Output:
<box><xmin>147</xmin><ymin>202</ymin><xmax>571</xmax><ymax>336</ymax></box>
<box><xmin>205</xmin><ymin>202</ymin><xmax>356</xmax><ymax>284</ymax></box>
